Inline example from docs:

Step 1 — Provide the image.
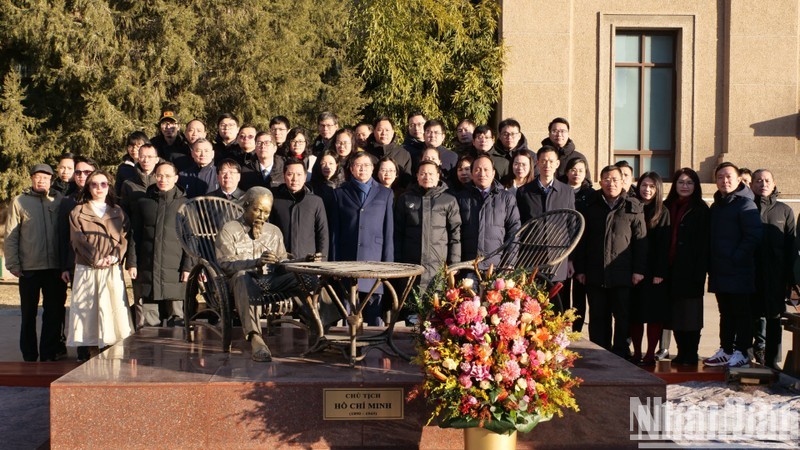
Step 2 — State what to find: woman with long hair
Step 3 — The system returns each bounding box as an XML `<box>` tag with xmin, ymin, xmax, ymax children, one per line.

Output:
<box><xmin>67</xmin><ymin>170</ymin><xmax>133</xmax><ymax>358</ymax></box>
<box><xmin>285</xmin><ymin>127</ymin><xmax>316</xmax><ymax>179</ymax></box>
<box><xmin>630</xmin><ymin>171</ymin><xmax>671</xmax><ymax>365</ymax></box>
<box><xmin>376</xmin><ymin>156</ymin><xmax>402</xmax><ymax>197</ymax></box>
<box><xmin>664</xmin><ymin>168</ymin><xmax>709</xmax><ymax>365</ymax></box>
<box><xmin>563</xmin><ymin>156</ymin><xmax>593</xmax><ymax>332</ymax></box>
<box><xmin>502</xmin><ymin>149</ymin><xmax>536</xmax><ymax>193</ymax></box>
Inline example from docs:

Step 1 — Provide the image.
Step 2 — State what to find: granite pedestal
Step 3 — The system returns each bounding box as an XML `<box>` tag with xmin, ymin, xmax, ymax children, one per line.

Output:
<box><xmin>50</xmin><ymin>327</ymin><xmax>665</xmax><ymax>449</ymax></box>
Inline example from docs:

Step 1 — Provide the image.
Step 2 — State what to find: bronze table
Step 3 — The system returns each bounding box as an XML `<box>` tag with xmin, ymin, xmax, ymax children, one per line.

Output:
<box><xmin>284</xmin><ymin>261</ymin><xmax>424</xmax><ymax>366</ymax></box>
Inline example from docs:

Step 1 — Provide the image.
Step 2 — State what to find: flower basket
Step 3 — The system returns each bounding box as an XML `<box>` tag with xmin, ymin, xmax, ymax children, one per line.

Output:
<box><xmin>408</xmin><ymin>266</ymin><xmax>582</xmax><ymax>436</ymax></box>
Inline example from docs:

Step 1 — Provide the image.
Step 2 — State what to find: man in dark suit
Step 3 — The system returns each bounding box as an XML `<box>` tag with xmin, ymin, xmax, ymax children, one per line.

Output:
<box><xmin>516</xmin><ymin>145</ymin><xmax>576</xmax><ymax>298</ymax></box>
<box><xmin>240</xmin><ymin>132</ymin><xmax>285</xmax><ymax>191</ymax></box>
<box><xmin>208</xmin><ymin>159</ymin><xmax>245</xmax><ymax>204</ymax></box>
<box><xmin>331</xmin><ymin>151</ymin><xmax>394</xmax><ymax>326</ymax></box>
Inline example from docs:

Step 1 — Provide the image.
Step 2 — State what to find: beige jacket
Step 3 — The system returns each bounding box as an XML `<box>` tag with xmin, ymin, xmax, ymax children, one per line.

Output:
<box><xmin>215</xmin><ymin>219</ymin><xmax>287</xmax><ymax>277</ymax></box>
<box><xmin>3</xmin><ymin>189</ymin><xmax>60</xmax><ymax>272</ymax></box>
<box><xmin>69</xmin><ymin>203</ymin><xmax>130</xmax><ymax>268</ymax></box>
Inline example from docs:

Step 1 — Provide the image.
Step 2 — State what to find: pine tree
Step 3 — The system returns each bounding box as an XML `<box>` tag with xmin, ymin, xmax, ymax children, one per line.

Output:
<box><xmin>0</xmin><ymin>68</ymin><xmax>44</xmax><ymax>202</ymax></box>
<box><xmin>346</xmin><ymin>0</ymin><xmax>505</xmax><ymax>132</ymax></box>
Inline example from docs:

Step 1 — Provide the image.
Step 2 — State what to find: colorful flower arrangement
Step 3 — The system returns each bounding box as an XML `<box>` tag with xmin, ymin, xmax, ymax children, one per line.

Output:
<box><xmin>408</xmin><ymin>268</ymin><xmax>582</xmax><ymax>434</ymax></box>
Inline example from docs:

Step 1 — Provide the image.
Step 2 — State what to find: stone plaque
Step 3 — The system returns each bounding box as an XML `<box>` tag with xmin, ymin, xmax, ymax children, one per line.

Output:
<box><xmin>323</xmin><ymin>388</ymin><xmax>404</xmax><ymax>420</ymax></box>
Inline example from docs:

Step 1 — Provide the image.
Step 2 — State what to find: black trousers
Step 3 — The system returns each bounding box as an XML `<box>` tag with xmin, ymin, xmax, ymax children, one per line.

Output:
<box><xmin>563</xmin><ymin>277</ymin><xmax>587</xmax><ymax>333</ymax></box>
<box><xmin>750</xmin><ymin>294</ymin><xmax>783</xmax><ymax>366</ymax></box>
<box><xmin>19</xmin><ymin>269</ymin><xmax>67</xmax><ymax>361</ymax></box>
<box><xmin>586</xmin><ymin>285</ymin><xmax>631</xmax><ymax>358</ymax></box>
<box><xmin>715</xmin><ymin>293</ymin><xmax>751</xmax><ymax>354</ymax></box>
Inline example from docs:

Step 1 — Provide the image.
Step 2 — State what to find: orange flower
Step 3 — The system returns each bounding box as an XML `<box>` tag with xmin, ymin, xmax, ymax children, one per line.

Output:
<box><xmin>506</xmin><ymin>287</ymin><xmax>524</xmax><ymax>300</ymax></box>
<box><xmin>486</xmin><ymin>290</ymin><xmax>502</xmax><ymax>304</ymax></box>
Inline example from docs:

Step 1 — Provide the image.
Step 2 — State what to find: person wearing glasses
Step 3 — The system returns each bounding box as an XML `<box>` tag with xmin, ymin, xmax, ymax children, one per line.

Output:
<box><xmin>212</xmin><ymin>113</ymin><xmax>240</xmax><ymax>163</ymax></box>
<box><xmin>220</xmin><ymin>124</ymin><xmax>258</xmax><ymax>167</ymax></box>
<box><xmin>57</xmin><ymin>156</ymin><xmax>99</xmax><ymax>360</ymax></box>
<box><xmin>422</xmin><ymin>119</ymin><xmax>458</xmax><ymax>175</ymax></box>
<box><xmin>486</xmin><ymin>118</ymin><xmax>529</xmax><ymax>180</ymax></box>
<box><xmin>269</xmin><ymin>116</ymin><xmax>291</xmax><ymax>155</ymax></box>
<box><xmin>402</xmin><ymin>112</ymin><xmax>427</xmax><ymax>165</ymax></box>
<box><xmin>119</xmin><ymin>143</ymin><xmax>161</xmax><ymax>215</ymax></box>
<box><xmin>241</xmin><ymin>132</ymin><xmax>285</xmax><ymax>191</ymax></box>
<box><xmin>150</xmin><ymin>107</ymin><xmax>190</xmax><ymax>168</ymax></box>
<box><xmin>331</xmin><ymin>151</ymin><xmax>394</xmax><ymax>326</ymax></box>
<box><xmin>127</xmin><ymin>161</ymin><xmax>191</xmax><ymax>329</ymax></box>
<box><xmin>312</xmin><ymin>112</ymin><xmax>339</xmax><ymax>157</ymax></box>
<box><xmin>67</xmin><ymin>169</ymin><xmax>133</xmax><ymax>360</ymax></box>
<box><xmin>542</xmin><ymin>117</ymin><xmax>592</xmax><ymax>184</ymax></box>
<box><xmin>574</xmin><ymin>165</ymin><xmax>647</xmax><ymax>359</ymax></box>
<box><xmin>284</xmin><ymin>127</ymin><xmax>316</xmax><ymax>180</ymax></box>
<box><xmin>209</xmin><ymin>159</ymin><xmax>245</xmax><ymax>204</ymax></box>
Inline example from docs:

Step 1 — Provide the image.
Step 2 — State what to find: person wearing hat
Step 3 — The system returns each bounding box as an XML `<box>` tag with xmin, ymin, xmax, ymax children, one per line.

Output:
<box><xmin>3</xmin><ymin>163</ymin><xmax>68</xmax><ymax>361</ymax></box>
<box><xmin>150</xmin><ymin>106</ymin><xmax>191</xmax><ymax>171</ymax></box>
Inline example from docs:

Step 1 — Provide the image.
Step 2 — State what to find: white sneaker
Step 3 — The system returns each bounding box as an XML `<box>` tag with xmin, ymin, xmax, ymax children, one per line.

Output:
<box><xmin>727</xmin><ymin>350</ymin><xmax>750</xmax><ymax>368</ymax></box>
<box><xmin>703</xmin><ymin>348</ymin><xmax>731</xmax><ymax>366</ymax></box>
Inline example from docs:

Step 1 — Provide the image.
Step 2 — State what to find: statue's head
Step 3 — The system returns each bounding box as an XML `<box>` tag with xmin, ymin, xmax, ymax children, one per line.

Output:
<box><xmin>242</xmin><ymin>187</ymin><xmax>273</xmax><ymax>227</ymax></box>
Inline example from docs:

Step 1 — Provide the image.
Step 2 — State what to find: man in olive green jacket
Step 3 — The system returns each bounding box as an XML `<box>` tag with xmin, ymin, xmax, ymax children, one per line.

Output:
<box><xmin>4</xmin><ymin>164</ymin><xmax>67</xmax><ymax>361</ymax></box>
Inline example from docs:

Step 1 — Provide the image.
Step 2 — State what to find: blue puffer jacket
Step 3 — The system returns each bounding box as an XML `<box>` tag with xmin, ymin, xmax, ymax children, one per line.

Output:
<box><xmin>708</xmin><ymin>183</ymin><xmax>762</xmax><ymax>294</ymax></box>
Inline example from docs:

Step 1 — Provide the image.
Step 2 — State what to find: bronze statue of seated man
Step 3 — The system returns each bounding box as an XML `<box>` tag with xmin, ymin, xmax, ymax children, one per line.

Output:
<box><xmin>215</xmin><ymin>187</ymin><xmax>337</xmax><ymax>362</ymax></box>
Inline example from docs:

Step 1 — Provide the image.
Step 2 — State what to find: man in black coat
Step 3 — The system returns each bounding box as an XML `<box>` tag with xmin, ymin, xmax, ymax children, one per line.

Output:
<box><xmin>704</xmin><ymin>162</ymin><xmax>762</xmax><ymax>368</ymax></box>
<box><xmin>542</xmin><ymin>117</ymin><xmax>592</xmax><ymax>184</ymax></box>
<box><xmin>750</xmin><ymin>169</ymin><xmax>795</xmax><ymax>368</ymax></box>
<box><xmin>208</xmin><ymin>159</ymin><xmax>246</xmax><ymax>205</ymax></box>
<box><xmin>456</xmin><ymin>155</ymin><xmax>521</xmax><ymax>270</ymax></box>
<box><xmin>516</xmin><ymin>145</ymin><xmax>576</xmax><ymax>298</ymax></box>
<box><xmin>240</xmin><ymin>132</ymin><xmax>285</xmax><ymax>191</ymax></box>
<box><xmin>367</xmin><ymin>117</ymin><xmax>413</xmax><ymax>188</ymax></box>
<box><xmin>574</xmin><ymin>165</ymin><xmax>647</xmax><ymax>358</ymax></box>
<box><xmin>178</xmin><ymin>139</ymin><xmax>219</xmax><ymax>198</ymax></box>
<box><xmin>120</xmin><ymin>144</ymin><xmax>160</xmax><ymax>216</ymax></box>
<box><xmin>150</xmin><ymin>108</ymin><xmax>191</xmax><ymax>170</ymax></box>
<box><xmin>127</xmin><ymin>162</ymin><xmax>191</xmax><ymax>328</ymax></box>
<box><xmin>269</xmin><ymin>159</ymin><xmax>329</xmax><ymax>261</ymax></box>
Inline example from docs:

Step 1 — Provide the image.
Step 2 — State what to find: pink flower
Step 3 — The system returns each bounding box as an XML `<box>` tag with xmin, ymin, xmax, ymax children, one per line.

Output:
<box><xmin>459</xmin><ymin>374</ymin><xmax>473</xmax><ymax>389</ymax></box>
<box><xmin>456</xmin><ymin>298</ymin><xmax>482</xmax><ymax>325</ymax></box>
<box><xmin>497</xmin><ymin>322</ymin><xmax>520</xmax><ymax>341</ymax></box>
<box><xmin>511</xmin><ymin>338</ymin><xmax>527</xmax><ymax>355</ymax></box>
<box><xmin>494</xmin><ymin>278</ymin><xmax>506</xmax><ymax>290</ymax></box>
<box><xmin>461</xmin><ymin>343</ymin><xmax>475</xmax><ymax>359</ymax></box>
<box><xmin>522</xmin><ymin>298</ymin><xmax>542</xmax><ymax>316</ymax></box>
<box><xmin>498</xmin><ymin>302</ymin><xmax>520</xmax><ymax>324</ymax></box>
<box><xmin>469</xmin><ymin>364</ymin><xmax>492</xmax><ymax>381</ymax></box>
<box><xmin>428</xmin><ymin>348</ymin><xmax>441</xmax><ymax>360</ymax></box>
<box><xmin>500</xmin><ymin>359</ymin><xmax>521</xmax><ymax>381</ymax></box>
<box><xmin>470</xmin><ymin>322</ymin><xmax>489</xmax><ymax>340</ymax></box>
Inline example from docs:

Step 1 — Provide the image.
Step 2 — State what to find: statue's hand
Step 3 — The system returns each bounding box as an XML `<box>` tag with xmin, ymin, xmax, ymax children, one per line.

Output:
<box><xmin>260</xmin><ymin>250</ymin><xmax>278</xmax><ymax>266</ymax></box>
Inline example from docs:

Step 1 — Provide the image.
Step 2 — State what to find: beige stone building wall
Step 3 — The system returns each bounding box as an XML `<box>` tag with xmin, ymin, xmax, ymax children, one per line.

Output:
<box><xmin>499</xmin><ymin>0</ymin><xmax>800</xmax><ymax>197</ymax></box>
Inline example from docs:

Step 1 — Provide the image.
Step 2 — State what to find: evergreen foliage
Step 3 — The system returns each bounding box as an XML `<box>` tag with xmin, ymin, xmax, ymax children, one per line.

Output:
<box><xmin>0</xmin><ymin>0</ymin><xmax>503</xmax><ymax>201</ymax></box>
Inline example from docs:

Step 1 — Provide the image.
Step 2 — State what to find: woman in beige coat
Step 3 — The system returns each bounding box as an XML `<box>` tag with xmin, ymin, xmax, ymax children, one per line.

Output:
<box><xmin>67</xmin><ymin>169</ymin><xmax>133</xmax><ymax>354</ymax></box>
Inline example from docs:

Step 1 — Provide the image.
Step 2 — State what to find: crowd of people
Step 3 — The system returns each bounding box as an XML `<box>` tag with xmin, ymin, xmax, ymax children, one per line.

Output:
<box><xmin>3</xmin><ymin>107</ymin><xmax>796</xmax><ymax>369</ymax></box>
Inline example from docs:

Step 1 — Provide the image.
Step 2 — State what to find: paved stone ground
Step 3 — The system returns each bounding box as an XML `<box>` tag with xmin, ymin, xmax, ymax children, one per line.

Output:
<box><xmin>1</xmin><ymin>279</ymin><xmax>799</xmax><ymax>448</ymax></box>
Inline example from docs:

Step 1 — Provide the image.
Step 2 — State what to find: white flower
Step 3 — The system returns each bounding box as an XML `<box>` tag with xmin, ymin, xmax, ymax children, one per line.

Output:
<box><xmin>461</xmin><ymin>278</ymin><xmax>474</xmax><ymax>289</ymax></box>
<box><xmin>442</xmin><ymin>358</ymin><xmax>458</xmax><ymax>371</ymax></box>
<box><xmin>520</xmin><ymin>312</ymin><xmax>533</xmax><ymax>324</ymax></box>
<box><xmin>519</xmin><ymin>352</ymin><xmax>529</xmax><ymax>365</ymax></box>
<box><xmin>491</xmin><ymin>314</ymin><xmax>501</xmax><ymax>325</ymax></box>
<box><xmin>495</xmin><ymin>373</ymin><xmax>503</xmax><ymax>382</ymax></box>
<box><xmin>506</xmin><ymin>280</ymin><xmax>515</xmax><ymax>289</ymax></box>
<box><xmin>479</xmin><ymin>380</ymin><xmax>492</xmax><ymax>390</ymax></box>
<box><xmin>516</xmin><ymin>378</ymin><xmax>527</xmax><ymax>390</ymax></box>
